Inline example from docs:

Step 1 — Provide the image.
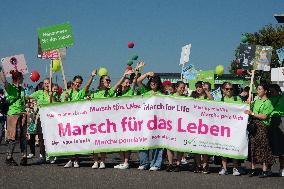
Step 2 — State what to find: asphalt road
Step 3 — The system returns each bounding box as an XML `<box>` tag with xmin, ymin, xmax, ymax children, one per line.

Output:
<box><xmin>0</xmin><ymin>143</ymin><xmax>283</xmax><ymax>189</ymax></box>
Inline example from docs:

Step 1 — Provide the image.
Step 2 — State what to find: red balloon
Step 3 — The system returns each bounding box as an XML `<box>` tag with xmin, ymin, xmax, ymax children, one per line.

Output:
<box><xmin>30</xmin><ymin>71</ymin><xmax>40</xmax><ymax>82</ymax></box>
<box><xmin>236</xmin><ymin>69</ymin><xmax>243</xmax><ymax>75</ymax></box>
<box><xmin>128</xmin><ymin>42</ymin><xmax>134</xmax><ymax>48</ymax></box>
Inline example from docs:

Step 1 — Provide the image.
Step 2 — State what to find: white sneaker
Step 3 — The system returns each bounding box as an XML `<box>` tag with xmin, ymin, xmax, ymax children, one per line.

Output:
<box><xmin>118</xmin><ymin>163</ymin><xmax>129</xmax><ymax>169</ymax></box>
<box><xmin>233</xmin><ymin>168</ymin><xmax>241</xmax><ymax>176</ymax></box>
<box><xmin>114</xmin><ymin>164</ymin><xmax>123</xmax><ymax>169</ymax></box>
<box><xmin>73</xmin><ymin>161</ymin><xmax>79</xmax><ymax>168</ymax></box>
<box><xmin>27</xmin><ymin>154</ymin><xmax>34</xmax><ymax>159</ymax></box>
<box><xmin>64</xmin><ymin>160</ymin><xmax>73</xmax><ymax>168</ymax></box>
<box><xmin>181</xmin><ymin>158</ymin><xmax>188</xmax><ymax>165</ymax></box>
<box><xmin>149</xmin><ymin>166</ymin><xmax>159</xmax><ymax>171</ymax></box>
<box><xmin>50</xmin><ymin>157</ymin><xmax>57</xmax><ymax>164</ymax></box>
<box><xmin>99</xmin><ymin>162</ymin><xmax>105</xmax><ymax>169</ymax></box>
<box><xmin>92</xmin><ymin>162</ymin><xmax>99</xmax><ymax>169</ymax></box>
<box><xmin>279</xmin><ymin>169</ymin><xmax>284</xmax><ymax>177</ymax></box>
<box><xmin>219</xmin><ymin>168</ymin><xmax>228</xmax><ymax>175</ymax></box>
<box><xmin>138</xmin><ymin>165</ymin><xmax>147</xmax><ymax>170</ymax></box>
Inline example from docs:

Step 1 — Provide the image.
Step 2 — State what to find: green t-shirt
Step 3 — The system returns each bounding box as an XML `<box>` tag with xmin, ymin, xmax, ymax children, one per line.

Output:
<box><xmin>138</xmin><ymin>85</ymin><xmax>162</xmax><ymax>96</ymax></box>
<box><xmin>6</xmin><ymin>83</ymin><xmax>26</xmax><ymax>115</ymax></box>
<box><xmin>269</xmin><ymin>94</ymin><xmax>284</xmax><ymax>117</ymax></box>
<box><xmin>222</xmin><ymin>96</ymin><xmax>243</xmax><ymax>104</ymax></box>
<box><xmin>61</xmin><ymin>88</ymin><xmax>86</xmax><ymax>102</ymax></box>
<box><xmin>172</xmin><ymin>93</ymin><xmax>192</xmax><ymax>98</ymax></box>
<box><xmin>91</xmin><ymin>87</ymin><xmax>115</xmax><ymax>99</ymax></box>
<box><xmin>252</xmin><ymin>98</ymin><xmax>274</xmax><ymax>126</ymax></box>
<box><xmin>121</xmin><ymin>88</ymin><xmax>134</xmax><ymax>97</ymax></box>
<box><xmin>31</xmin><ymin>90</ymin><xmax>50</xmax><ymax>105</ymax></box>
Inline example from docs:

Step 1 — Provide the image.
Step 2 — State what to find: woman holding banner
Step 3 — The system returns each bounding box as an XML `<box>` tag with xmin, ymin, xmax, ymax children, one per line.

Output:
<box><xmin>136</xmin><ymin>73</ymin><xmax>164</xmax><ymax>171</ymax></box>
<box><xmin>190</xmin><ymin>81</ymin><xmax>213</xmax><ymax>174</ymax></box>
<box><xmin>91</xmin><ymin>74</ymin><xmax>116</xmax><ymax>169</ymax></box>
<box><xmin>0</xmin><ymin>69</ymin><xmax>27</xmax><ymax>166</ymax></box>
<box><xmin>218</xmin><ymin>82</ymin><xmax>243</xmax><ymax>176</ymax></box>
<box><xmin>268</xmin><ymin>84</ymin><xmax>284</xmax><ymax>177</ymax></box>
<box><xmin>113</xmin><ymin>62</ymin><xmax>144</xmax><ymax>170</ymax></box>
<box><xmin>29</xmin><ymin>78</ymin><xmax>54</xmax><ymax>164</ymax></box>
<box><xmin>245</xmin><ymin>83</ymin><xmax>274</xmax><ymax>178</ymax></box>
<box><xmin>166</xmin><ymin>81</ymin><xmax>188</xmax><ymax>172</ymax></box>
<box><xmin>62</xmin><ymin>69</ymin><xmax>97</xmax><ymax>168</ymax></box>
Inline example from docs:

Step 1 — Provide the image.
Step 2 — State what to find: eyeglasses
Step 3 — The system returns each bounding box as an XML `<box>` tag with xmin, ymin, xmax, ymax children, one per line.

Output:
<box><xmin>106</xmin><ymin>79</ymin><xmax>111</xmax><ymax>82</ymax></box>
<box><xmin>225</xmin><ymin>88</ymin><xmax>233</xmax><ymax>91</ymax></box>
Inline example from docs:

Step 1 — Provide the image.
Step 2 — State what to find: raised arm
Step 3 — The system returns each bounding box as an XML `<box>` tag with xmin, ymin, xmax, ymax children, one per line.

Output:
<box><xmin>132</xmin><ymin>61</ymin><xmax>145</xmax><ymax>90</ymax></box>
<box><xmin>0</xmin><ymin>67</ymin><xmax>8</xmax><ymax>89</ymax></box>
<box><xmin>84</xmin><ymin>69</ymin><xmax>97</xmax><ymax>92</ymax></box>
<box><xmin>113</xmin><ymin>69</ymin><xmax>133</xmax><ymax>92</ymax></box>
<box><xmin>137</xmin><ymin>71</ymin><xmax>154</xmax><ymax>87</ymax></box>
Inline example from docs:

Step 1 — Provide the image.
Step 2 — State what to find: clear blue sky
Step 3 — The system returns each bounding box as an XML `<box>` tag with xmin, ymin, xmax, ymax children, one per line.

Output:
<box><xmin>0</xmin><ymin>0</ymin><xmax>282</xmax><ymax>86</ymax></box>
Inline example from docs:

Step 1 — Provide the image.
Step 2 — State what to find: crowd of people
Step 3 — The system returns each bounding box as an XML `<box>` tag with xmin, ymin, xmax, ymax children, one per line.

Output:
<box><xmin>0</xmin><ymin>61</ymin><xmax>283</xmax><ymax>178</ymax></box>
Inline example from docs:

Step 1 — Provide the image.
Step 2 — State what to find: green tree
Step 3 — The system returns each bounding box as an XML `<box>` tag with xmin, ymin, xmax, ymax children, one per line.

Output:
<box><xmin>229</xmin><ymin>24</ymin><xmax>284</xmax><ymax>82</ymax></box>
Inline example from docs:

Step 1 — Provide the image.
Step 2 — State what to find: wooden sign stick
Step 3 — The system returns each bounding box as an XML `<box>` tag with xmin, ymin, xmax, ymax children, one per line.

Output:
<box><xmin>247</xmin><ymin>70</ymin><xmax>255</xmax><ymax>104</ymax></box>
<box><xmin>57</xmin><ymin>50</ymin><xmax>67</xmax><ymax>91</ymax></box>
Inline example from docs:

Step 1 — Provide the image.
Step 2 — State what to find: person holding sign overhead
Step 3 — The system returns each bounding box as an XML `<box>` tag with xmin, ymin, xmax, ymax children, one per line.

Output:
<box><xmin>0</xmin><ymin>68</ymin><xmax>27</xmax><ymax>166</ymax></box>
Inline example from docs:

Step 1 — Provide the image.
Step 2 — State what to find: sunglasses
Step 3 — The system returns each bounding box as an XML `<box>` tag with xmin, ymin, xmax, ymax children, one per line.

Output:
<box><xmin>225</xmin><ymin>88</ymin><xmax>233</xmax><ymax>91</ymax></box>
<box><xmin>105</xmin><ymin>79</ymin><xmax>111</xmax><ymax>82</ymax></box>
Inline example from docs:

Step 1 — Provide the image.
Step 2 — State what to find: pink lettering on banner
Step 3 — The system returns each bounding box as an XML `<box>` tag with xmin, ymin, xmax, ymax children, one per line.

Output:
<box><xmin>146</xmin><ymin>115</ymin><xmax>172</xmax><ymax>131</ymax></box>
<box><xmin>177</xmin><ymin>118</ymin><xmax>230</xmax><ymax>137</ymax></box>
<box><xmin>121</xmin><ymin>117</ymin><xmax>143</xmax><ymax>132</ymax></box>
<box><xmin>58</xmin><ymin>119</ymin><xmax>117</xmax><ymax>137</ymax></box>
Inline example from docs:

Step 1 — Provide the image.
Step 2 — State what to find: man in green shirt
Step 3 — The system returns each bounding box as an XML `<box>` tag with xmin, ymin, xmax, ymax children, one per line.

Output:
<box><xmin>0</xmin><ymin>68</ymin><xmax>27</xmax><ymax>166</ymax></box>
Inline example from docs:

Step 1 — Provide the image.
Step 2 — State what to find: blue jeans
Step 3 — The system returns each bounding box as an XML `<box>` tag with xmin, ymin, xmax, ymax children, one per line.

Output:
<box><xmin>139</xmin><ymin>148</ymin><xmax>164</xmax><ymax>168</ymax></box>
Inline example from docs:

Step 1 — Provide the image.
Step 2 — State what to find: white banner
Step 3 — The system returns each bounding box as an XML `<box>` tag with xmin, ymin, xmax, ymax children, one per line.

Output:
<box><xmin>39</xmin><ymin>96</ymin><xmax>249</xmax><ymax>159</ymax></box>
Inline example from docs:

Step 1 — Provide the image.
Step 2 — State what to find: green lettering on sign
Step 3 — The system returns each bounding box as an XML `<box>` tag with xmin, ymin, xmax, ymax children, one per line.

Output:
<box><xmin>37</xmin><ymin>23</ymin><xmax>74</xmax><ymax>51</ymax></box>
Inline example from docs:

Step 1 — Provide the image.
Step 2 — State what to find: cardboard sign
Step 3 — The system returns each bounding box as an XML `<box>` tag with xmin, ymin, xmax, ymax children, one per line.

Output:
<box><xmin>239</xmin><ymin>44</ymin><xmax>256</xmax><ymax>70</ymax></box>
<box><xmin>1</xmin><ymin>54</ymin><xmax>29</xmax><ymax>77</ymax></box>
<box><xmin>37</xmin><ymin>22</ymin><xmax>74</xmax><ymax>51</ymax></box>
<box><xmin>253</xmin><ymin>45</ymin><xmax>273</xmax><ymax>71</ymax></box>
<box><xmin>179</xmin><ymin>44</ymin><xmax>191</xmax><ymax>65</ymax></box>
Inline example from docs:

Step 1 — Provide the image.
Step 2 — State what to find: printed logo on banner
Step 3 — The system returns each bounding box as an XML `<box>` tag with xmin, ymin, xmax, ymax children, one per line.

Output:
<box><xmin>37</xmin><ymin>22</ymin><xmax>74</xmax><ymax>51</ymax></box>
<box><xmin>238</xmin><ymin>44</ymin><xmax>256</xmax><ymax>70</ymax></box>
<box><xmin>1</xmin><ymin>54</ymin><xmax>29</xmax><ymax>77</ymax></box>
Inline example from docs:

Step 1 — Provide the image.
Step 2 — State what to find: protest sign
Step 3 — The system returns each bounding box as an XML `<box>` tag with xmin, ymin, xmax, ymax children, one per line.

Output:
<box><xmin>39</xmin><ymin>96</ymin><xmax>249</xmax><ymax>159</ymax></box>
<box><xmin>188</xmin><ymin>70</ymin><xmax>215</xmax><ymax>89</ymax></box>
<box><xmin>1</xmin><ymin>54</ymin><xmax>28</xmax><ymax>77</ymax></box>
<box><xmin>182</xmin><ymin>64</ymin><xmax>197</xmax><ymax>80</ymax></box>
<box><xmin>210</xmin><ymin>87</ymin><xmax>222</xmax><ymax>101</ymax></box>
<box><xmin>271</xmin><ymin>67</ymin><xmax>284</xmax><ymax>82</ymax></box>
<box><xmin>37</xmin><ymin>22</ymin><xmax>74</xmax><ymax>51</ymax></box>
<box><xmin>239</xmin><ymin>44</ymin><xmax>256</xmax><ymax>70</ymax></box>
<box><xmin>276</xmin><ymin>46</ymin><xmax>284</xmax><ymax>62</ymax></box>
<box><xmin>179</xmin><ymin>44</ymin><xmax>191</xmax><ymax>65</ymax></box>
<box><xmin>253</xmin><ymin>45</ymin><xmax>272</xmax><ymax>71</ymax></box>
